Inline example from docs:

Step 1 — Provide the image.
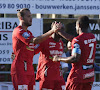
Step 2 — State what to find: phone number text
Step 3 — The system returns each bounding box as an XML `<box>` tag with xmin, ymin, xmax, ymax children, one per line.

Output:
<box><xmin>0</xmin><ymin>3</ymin><xmax>31</xmax><ymax>9</ymax></box>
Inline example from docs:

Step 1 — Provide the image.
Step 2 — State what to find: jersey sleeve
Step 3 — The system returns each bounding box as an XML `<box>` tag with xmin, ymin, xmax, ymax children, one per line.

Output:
<box><xmin>34</xmin><ymin>41</ymin><xmax>44</xmax><ymax>55</ymax></box>
<box><xmin>72</xmin><ymin>38</ymin><xmax>81</xmax><ymax>55</ymax></box>
<box><xmin>16</xmin><ymin>29</ymin><xmax>33</xmax><ymax>45</ymax></box>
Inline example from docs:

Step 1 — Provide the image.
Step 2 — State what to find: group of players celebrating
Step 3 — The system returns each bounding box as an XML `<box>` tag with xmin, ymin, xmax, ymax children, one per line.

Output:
<box><xmin>11</xmin><ymin>8</ymin><xmax>96</xmax><ymax>90</ymax></box>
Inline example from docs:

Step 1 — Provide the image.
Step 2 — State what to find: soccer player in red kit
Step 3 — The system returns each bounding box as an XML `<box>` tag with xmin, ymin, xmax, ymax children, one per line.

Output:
<box><xmin>11</xmin><ymin>8</ymin><xmax>62</xmax><ymax>90</ymax></box>
<box><xmin>34</xmin><ymin>24</ymin><xmax>65</xmax><ymax>90</ymax></box>
<box><xmin>53</xmin><ymin>16</ymin><xmax>97</xmax><ymax>90</ymax></box>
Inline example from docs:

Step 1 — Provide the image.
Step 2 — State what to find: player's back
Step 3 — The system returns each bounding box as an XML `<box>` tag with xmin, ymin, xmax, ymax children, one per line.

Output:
<box><xmin>68</xmin><ymin>33</ymin><xmax>96</xmax><ymax>83</ymax></box>
<box><xmin>72</xmin><ymin>33</ymin><xmax>96</xmax><ymax>65</ymax></box>
<box><xmin>79</xmin><ymin>33</ymin><xmax>96</xmax><ymax>65</ymax></box>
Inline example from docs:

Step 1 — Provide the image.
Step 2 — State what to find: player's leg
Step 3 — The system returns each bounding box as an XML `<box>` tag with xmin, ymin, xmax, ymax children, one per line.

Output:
<box><xmin>66</xmin><ymin>81</ymin><xmax>82</xmax><ymax>90</ymax></box>
<box><xmin>39</xmin><ymin>80</ymin><xmax>54</xmax><ymax>90</ymax></box>
<box><xmin>54</xmin><ymin>80</ymin><xmax>65</xmax><ymax>90</ymax></box>
<box><xmin>11</xmin><ymin>74</ymin><xmax>29</xmax><ymax>90</ymax></box>
<box><xmin>28</xmin><ymin>75</ymin><xmax>35</xmax><ymax>90</ymax></box>
<box><xmin>82</xmin><ymin>82</ymin><xmax>93</xmax><ymax>90</ymax></box>
<box><xmin>11</xmin><ymin>74</ymin><xmax>18</xmax><ymax>90</ymax></box>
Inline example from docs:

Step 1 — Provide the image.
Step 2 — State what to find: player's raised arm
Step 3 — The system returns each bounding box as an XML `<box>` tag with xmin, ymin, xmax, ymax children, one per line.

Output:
<box><xmin>57</xmin><ymin>24</ymin><xmax>74</xmax><ymax>41</ymax></box>
<box><xmin>58</xmin><ymin>30</ymin><xmax>74</xmax><ymax>42</ymax></box>
<box><xmin>30</xmin><ymin>21</ymin><xmax>62</xmax><ymax>44</ymax></box>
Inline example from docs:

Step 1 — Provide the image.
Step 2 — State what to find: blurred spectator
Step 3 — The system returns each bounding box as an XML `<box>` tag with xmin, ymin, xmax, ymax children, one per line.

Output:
<box><xmin>94</xmin><ymin>63</ymin><xmax>100</xmax><ymax>71</ymax></box>
<box><xmin>60</xmin><ymin>41</ymin><xmax>72</xmax><ymax>82</ymax></box>
<box><xmin>60</xmin><ymin>53</ymin><xmax>69</xmax><ymax>82</ymax></box>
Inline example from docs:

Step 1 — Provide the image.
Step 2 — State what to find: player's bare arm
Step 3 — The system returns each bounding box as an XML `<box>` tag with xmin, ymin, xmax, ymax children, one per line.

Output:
<box><xmin>58</xmin><ymin>29</ymin><xmax>74</xmax><ymax>42</ymax></box>
<box><xmin>53</xmin><ymin>53</ymin><xmax>81</xmax><ymax>63</ymax></box>
<box><xmin>30</xmin><ymin>21</ymin><xmax>62</xmax><ymax>44</ymax></box>
<box><xmin>53</xmin><ymin>42</ymin><xmax>81</xmax><ymax>63</ymax></box>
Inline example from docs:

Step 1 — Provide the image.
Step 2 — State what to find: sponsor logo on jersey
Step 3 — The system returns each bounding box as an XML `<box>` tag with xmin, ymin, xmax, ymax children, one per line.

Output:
<box><xmin>83</xmin><ymin>71</ymin><xmax>94</xmax><ymax>79</ymax></box>
<box><xmin>28</xmin><ymin>43</ymin><xmax>34</xmax><ymax>48</ymax></box>
<box><xmin>49</xmin><ymin>42</ymin><xmax>56</xmax><ymax>48</ymax></box>
<box><xmin>22</xmin><ymin>32</ymin><xmax>30</xmax><ymax>39</ymax></box>
<box><xmin>50</xmin><ymin>50</ymin><xmax>63</xmax><ymax>56</ymax></box>
<box><xmin>26</xmin><ymin>43</ymin><xmax>40</xmax><ymax>51</ymax></box>
<box><xmin>26</xmin><ymin>43</ymin><xmax>34</xmax><ymax>51</ymax></box>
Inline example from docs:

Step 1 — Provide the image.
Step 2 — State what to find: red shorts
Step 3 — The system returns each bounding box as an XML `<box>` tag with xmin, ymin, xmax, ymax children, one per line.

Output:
<box><xmin>66</xmin><ymin>81</ymin><xmax>93</xmax><ymax>90</ymax></box>
<box><xmin>11</xmin><ymin>74</ymin><xmax>35</xmax><ymax>90</ymax></box>
<box><xmin>39</xmin><ymin>80</ymin><xmax>65</xmax><ymax>90</ymax></box>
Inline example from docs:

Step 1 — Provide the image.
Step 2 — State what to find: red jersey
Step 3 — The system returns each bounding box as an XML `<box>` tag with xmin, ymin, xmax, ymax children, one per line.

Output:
<box><xmin>35</xmin><ymin>37</ymin><xmax>64</xmax><ymax>81</ymax></box>
<box><xmin>11</xmin><ymin>26</ymin><xmax>35</xmax><ymax>75</ymax></box>
<box><xmin>67</xmin><ymin>33</ymin><xmax>96</xmax><ymax>83</ymax></box>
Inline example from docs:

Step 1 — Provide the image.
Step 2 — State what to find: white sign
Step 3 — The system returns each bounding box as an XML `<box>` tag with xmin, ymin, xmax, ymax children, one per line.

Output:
<box><xmin>92</xmin><ymin>82</ymin><xmax>100</xmax><ymax>90</ymax></box>
<box><xmin>0</xmin><ymin>0</ymin><xmax>100</xmax><ymax>14</ymax></box>
<box><xmin>0</xmin><ymin>18</ymin><xmax>43</xmax><ymax>64</ymax></box>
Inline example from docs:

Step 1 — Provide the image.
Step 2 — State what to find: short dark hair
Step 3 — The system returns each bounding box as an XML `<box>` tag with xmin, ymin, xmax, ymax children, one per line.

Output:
<box><xmin>77</xmin><ymin>16</ymin><xmax>89</xmax><ymax>30</ymax></box>
<box><xmin>17</xmin><ymin>8</ymin><xmax>30</xmax><ymax>18</ymax></box>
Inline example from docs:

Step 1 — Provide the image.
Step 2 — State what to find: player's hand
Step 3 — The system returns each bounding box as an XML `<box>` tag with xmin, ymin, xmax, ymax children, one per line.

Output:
<box><xmin>11</xmin><ymin>52</ymin><xmax>16</xmax><ymax>60</ymax></box>
<box><xmin>51</xmin><ymin>21</ymin><xmax>62</xmax><ymax>33</ymax></box>
<box><xmin>58</xmin><ymin>23</ymin><xmax>65</xmax><ymax>33</ymax></box>
<box><xmin>52</xmin><ymin>55</ymin><xmax>59</xmax><ymax>62</ymax></box>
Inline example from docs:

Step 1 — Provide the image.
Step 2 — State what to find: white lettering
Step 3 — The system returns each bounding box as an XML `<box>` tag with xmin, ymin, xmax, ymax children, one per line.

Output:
<box><xmin>95</xmin><ymin>23</ymin><xmax>100</xmax><ymax>30</ymax></box>
<box><xmin>89</xmin><ymin>23</ymin><xmax>95</xmax><ymax>30</ymax></box>
<box><xmin>94</xmin><ymin>34</ymin><xmax>100</xmax><ymax>41</ymax></box>
<box><xmin>84</xmin><ymin>38</ymin><xmax>96</xmax><ymax>45</ymax></box>
<box><xmin>89</xmin><ymin>23</ymin><xmax>100</xmax><ymax>31</ymax></box>
<box><xmin>49</xmin><ymin>42</ymin><xmax>56</xmax><ymax>48</ymax></box>
<box><xmin>83</xmin><ymin>71</ymin><xmax>94</xmax><ymax>79</ymax></box>
<box><xmin>50</xmin><ymin>50</ymin><xmax>63</xmax><ymax>56</ymax></box>
<box><xmin>87</xmin><ymin>59</ymin><xmax>93</xmax><ymax>63</ymax></box>
<box><xmin>49</xmin><ymin>42</ymin><xmax>56</xmax><ymax>45</ymax></box>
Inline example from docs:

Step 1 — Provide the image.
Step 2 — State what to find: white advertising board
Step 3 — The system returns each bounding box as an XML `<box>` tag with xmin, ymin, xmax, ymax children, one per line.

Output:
<box><xmin>0</xmin><ymin>0</ymin><xmax>100</xmax><ymax>14</ymax></box>
<box><xmin>92</xmin><ymin>82</ymin><xmax>100</xmax><ymax>90</ymax></box>
<box><xmin>0</xmin><ymin>18</ymin><xmax>43</xmax><ymax>64</ymax></box>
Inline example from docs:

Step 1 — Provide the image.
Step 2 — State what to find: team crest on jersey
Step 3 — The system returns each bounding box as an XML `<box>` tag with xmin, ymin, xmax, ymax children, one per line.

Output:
<box><xmin>22</xmin><ymin>32</ymin><xmax>30</xmax><ymax>39</ymax></box>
